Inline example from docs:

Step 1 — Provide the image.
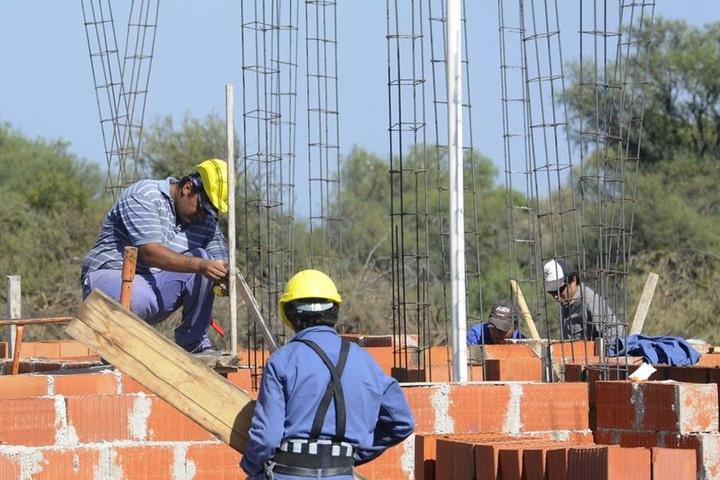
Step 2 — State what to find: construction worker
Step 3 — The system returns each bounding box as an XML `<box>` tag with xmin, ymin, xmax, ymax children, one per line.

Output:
<box><xmin>467</xmin><ymin>299</ymin><xmax>525</xmax><ymax>345</ymax></box>
<box><xmin>543</xmin><ymin>257</ymin><xmax>618</xmax><ymax>341</ymax></box>
<box><xmin>241</xmin><ymin>269</ymin><xmax>415</xmax><ymax>479</ymax></box>
<box><xmin>80</xmin><ymin>159</ymin><xmax>229</xmax><ymax>354</ymax></box>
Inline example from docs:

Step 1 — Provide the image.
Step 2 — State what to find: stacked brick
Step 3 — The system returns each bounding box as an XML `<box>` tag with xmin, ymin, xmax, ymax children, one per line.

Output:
<box><xmin>594</xmin><ymin>380</ymin><xmax>719</xmax><ymax>479</ymax></box>
<box><xmin>0</xmin><ymin>369</ymin><xmax>252</xmax><ymax>479</ymax></box>
<box><xmin>2</xmin><ymin>340</ymin><xmax>719</xmax><ymax>479</ymax></box>
<box><xmin>420</xmin><ymin>435</ymin><xmax>696</xmax><ymax>479</ymax></box>
<box><xmin>358</xmin><ymin>381</ymin><xmax>592</xmax><ymax>479</ymax></box>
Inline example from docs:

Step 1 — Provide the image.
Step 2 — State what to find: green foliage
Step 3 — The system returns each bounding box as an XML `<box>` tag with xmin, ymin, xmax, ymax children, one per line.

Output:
<box><xmin>565</xmin><ymin>17</ymin><xmax>720</xmax><ymax>164</ymax></box>
<box><xmin>139</xmin><ymin>113</ymin><xmax>235</xmax><ymax>177</ymax></box>
<box><xmin>0</xmin><ymin>123</ymin><xmax>110</xmax><ymax>338</ymax></box>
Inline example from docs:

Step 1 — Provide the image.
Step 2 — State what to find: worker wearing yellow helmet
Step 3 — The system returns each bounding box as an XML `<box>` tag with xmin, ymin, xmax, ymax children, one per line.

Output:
<box><xmin>241</xmin><ymin>269</ymin><xmax>415</xmax><ymax>479</ymax></box>
<box><xmin>81</xmin><ymin>159</ymin><xmax>230</xmax><ymax>355</ymax></box>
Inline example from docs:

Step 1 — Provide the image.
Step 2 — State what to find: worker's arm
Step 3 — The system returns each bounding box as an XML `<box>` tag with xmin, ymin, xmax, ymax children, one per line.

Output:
<box><xmin>355</xmin><ymin>376</ymin><xmax>415</xmax><ymax>465</ymax></box>
<box><xmin>138</xmin><ymin>243</ymin><xmax>228</xmax><ymax>281</ymax></box>
<box><xmin>240</xmin><ymin>358</ymin><xmax>286</xmax><ymax>478</ymax></box>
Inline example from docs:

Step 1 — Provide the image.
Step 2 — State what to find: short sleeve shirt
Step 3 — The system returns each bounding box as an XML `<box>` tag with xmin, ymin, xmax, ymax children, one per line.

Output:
<box><xmin>81</xmin><ymin>178</ymin><xmax>228</xmax><ymax>280</ymax></box>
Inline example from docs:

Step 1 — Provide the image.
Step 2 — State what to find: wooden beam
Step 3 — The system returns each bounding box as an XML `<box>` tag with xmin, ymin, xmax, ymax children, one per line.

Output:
<box><xmin>510</xmin><ymin>279</ymin><xmax>541</xmax><ymax>339</ymax></box>
<box><xmin>0</xmin><ymin>317</ymin><xmax>72</xmax><ymax>327</ymax></box>
<box><xmin>629</xmin><ymin>272</ymin><xmax>659</xmax><ymax>336</ymax></box>
<box><xmin>66</xmin><ymin>290</ymin><xmax>254</xmax><ymax>453</ymax></box>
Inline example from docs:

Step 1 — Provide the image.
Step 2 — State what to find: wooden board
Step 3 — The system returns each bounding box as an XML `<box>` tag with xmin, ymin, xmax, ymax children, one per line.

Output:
<box><xmin>66</xmin><ymin>290</ymin><xmax>254</xmax><ymax>453</ymax></box>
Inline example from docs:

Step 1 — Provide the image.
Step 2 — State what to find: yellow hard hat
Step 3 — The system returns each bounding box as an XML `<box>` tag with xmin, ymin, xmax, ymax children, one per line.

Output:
<box><xmin>279</xmin><ymin>269</ymin><xmax>342</xmax><ymax>329</ymax></box>
<box><xmin>195</xmin><ymin>159</ymin><xmax>228</xmax><ymax>214</ymax></box>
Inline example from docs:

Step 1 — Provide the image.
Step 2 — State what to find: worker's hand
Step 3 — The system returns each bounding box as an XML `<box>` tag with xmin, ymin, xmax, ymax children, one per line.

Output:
<box><xmin>200</xmin><ymin>259</ymin><xmax>229</xmax><ymax>282</ymax></box>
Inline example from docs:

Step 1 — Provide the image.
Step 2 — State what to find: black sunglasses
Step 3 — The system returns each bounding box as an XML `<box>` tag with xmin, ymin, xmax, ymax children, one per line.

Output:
<box><xmin>547</xmin><ymin>284</ymin><xmax>568</xmax><ymax>297</ymax></box>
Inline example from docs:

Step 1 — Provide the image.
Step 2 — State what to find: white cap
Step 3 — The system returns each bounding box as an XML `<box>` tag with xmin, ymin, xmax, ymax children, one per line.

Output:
<box><xmin>543</xmin><ymin>258</ymin><xmax>575</xmax><ymax>292</ymax></box>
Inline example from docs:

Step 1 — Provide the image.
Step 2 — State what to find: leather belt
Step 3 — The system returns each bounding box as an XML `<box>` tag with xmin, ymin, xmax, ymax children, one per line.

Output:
<box><xmin>272</xmin><ymin>464</ymin><xmax>354</xmax><ymax>477</ymax></box>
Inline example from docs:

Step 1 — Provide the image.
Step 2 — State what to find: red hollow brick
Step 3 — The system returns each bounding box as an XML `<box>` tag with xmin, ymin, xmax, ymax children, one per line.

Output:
<box><xmin>66</xmin><ymin>395</ymin><xmax>133</xmax><ymax>443</ymax></box>
<box><xmin>114</xmin><ymin>445</ymin><xmax>174</xmax><ymax>479</ymax></box>
<box><xmin>401</xmin><ymin>385</ymin><xmax>437</xmax><ymax>435</ymax></box>
<box><xmin>436</xmin><ymin>438</ymin><xmax>476</xmax><ymax>480</ymax></box>
<box><xmin>120</xmin><ymin>374</ymin><xmax>153</xmax><ymax>395</ymax></box>
<box><xmin>0</xmin><ymin>452</ymin><xmax>21</xmax><ymax>479</ymax></box>
<box><xmin>186</xmin><ymin>443</ymin><xmax>244</xmax><ymax>480</ymax></box>
<box><xmin>356</xmin><ymin>439</ymin><xmax>410</xmax><ymax>480</ymax></box>
<box><xmin>146</xmin><ymin>397</ymin><xmax>215</xmax><ymax>442</ymax></box>
<box><xmin>595</xmin><ymin>381</ymin><xmax>635</xmax><ymax>430</ymax></box>
<box><xmin>449</xmin><ymin>384</ymin><xmax>512</xmax><ymax>434</ymax></box>
<box><xmin>0</xmin><ymin>374</ymin><xmax>48</xmax><ymax>399</ymax></box>
<box><xmin>651</xmin><ymin>447</ymin><xmax>696</xmax><ymax>480</ymax></box>
<box><xmin>567</xmin><ymin>445</ymin><xmax>650</xmax><ymax>480</ymax></box>
<box><xmin>0</xmin><ymin>398</ymin><xmax>57</xmax><ymax>446</ymax></box>
<box><xmin>484</xmin><ymin>357</ymin><xmax>542</xmax><ymax>382</ymax></box>
<box><xmin>53</xmin><ymin>372</ymin><xmax>118</xmax><ymax>396</ymax></box>
<box><xmin>33</xmin><ymin>448</ymin><xmax>102</xmax><ymax>480</ymax></box>
<box><xmin>520</xmin><ymin>383</ymin><xmax>589</xmax><ymax>432</ymax></box>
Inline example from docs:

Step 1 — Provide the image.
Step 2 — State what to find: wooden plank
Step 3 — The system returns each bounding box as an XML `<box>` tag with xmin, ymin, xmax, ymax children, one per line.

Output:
<box><xmin>0</xmin><ymin>317</ymin><xmax>72</xmax><ymax>327</ymax></box>
<box><xmin>510</xmin><ymin>279</ymin><xmax>541</xmax><ymax>340</ymax></box>
<box><xmin>66</xmin><ymin>290</ymin><xmax>254</xmax><ymax>453</ymax></box>
<box><xmin>629</xmin><ymin>272</ymin><xmax>659</xmax><ymax>336</ymax></box>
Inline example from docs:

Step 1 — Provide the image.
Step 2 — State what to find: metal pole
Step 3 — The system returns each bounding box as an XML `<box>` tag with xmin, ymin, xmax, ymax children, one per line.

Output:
<box><xmin>448</xmin><ymin>0</ymin><xmax>467</xmax><ymax>382</ymax></box>
<box><xmin>5</xmin><ymin>276</ymin><xmax>20</xmax><ymax>359</ymax></box>
<box><xmin>226</xmin><ymin>83</ymin><xmax>238</xmax><ymax>358</ymax></box>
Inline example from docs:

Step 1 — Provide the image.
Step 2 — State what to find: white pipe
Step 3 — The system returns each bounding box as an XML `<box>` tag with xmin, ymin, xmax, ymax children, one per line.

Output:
<box><xmin>6</xmin><ymin>276</ymin><xmax>20</xmax><ymax>359</ymax></box>
<box><xmin>226</xmin><ymin>84</ymin><xmax>238</xmax><ymax>357</ymax></box>
<box><xmin>448</xmin><ymin>0</ymin><xmax>468</xmax><ymax>382</ymax></box>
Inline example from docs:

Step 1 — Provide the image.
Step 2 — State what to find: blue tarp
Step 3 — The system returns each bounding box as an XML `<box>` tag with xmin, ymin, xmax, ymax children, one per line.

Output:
<box><xmin>608</xmin><ymin>334</ymin><xmax>701</xmax><ymax>366</ymax></box>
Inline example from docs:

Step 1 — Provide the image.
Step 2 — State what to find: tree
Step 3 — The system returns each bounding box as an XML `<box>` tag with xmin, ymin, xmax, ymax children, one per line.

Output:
<box><xmin>565</xmin><ymin>17</ymin><xmax>720</xmax><ymax>165</ymax></box>
<box><xmin>0</xmin><ymin>123</ymin><xmax>109</xmax><ymax>336</ymax></box>
<box><xmin>139</xmin><ymin>113</ymin><xmax>236</xmax><ymax>177</ymax></box>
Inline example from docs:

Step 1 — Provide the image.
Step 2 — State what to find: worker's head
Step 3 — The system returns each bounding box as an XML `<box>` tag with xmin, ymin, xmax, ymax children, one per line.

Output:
<box><xmin>543</xmin><ymin>258</ymin><xmax>578</xmax><ymax>303</ymax></box>
<box><xmin>279</xmin><ymin>270</ymin><xmax>343</xmax><ymax>332</ymax></box>
<box><xmin>176</xmin><ymin>159</ymin><xmax>228</xmax><ymax>224</ymax></box>
<box><xmin>487</xmin><ymin>300</ymin><xmax>517</xmax><ymax>343</ymax></box>
<box><xmin>193</xmin><ymin>159</ymin><xmax>229</xmax><ymax>216</ymax></box>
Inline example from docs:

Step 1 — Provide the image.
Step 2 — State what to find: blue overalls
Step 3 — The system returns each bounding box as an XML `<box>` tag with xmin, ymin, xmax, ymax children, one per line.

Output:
<box><xmin>240</xmin><ymin>325</ymin><xmax>415</xmax><ymax>480</ymax></box>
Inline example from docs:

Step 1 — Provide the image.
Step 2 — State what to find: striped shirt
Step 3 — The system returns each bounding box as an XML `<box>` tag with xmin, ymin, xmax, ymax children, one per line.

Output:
<box><xmin>81</xmin><ymin>178</ymin><xmax>228</xmax><ymax>281</ymax></box>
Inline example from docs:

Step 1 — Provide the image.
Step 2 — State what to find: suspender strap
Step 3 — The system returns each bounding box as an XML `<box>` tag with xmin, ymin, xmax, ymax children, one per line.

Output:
<box><xmin>293</xmin><ymin>338</ymin><xmax>350</xmax><ymax>442</ymax></box>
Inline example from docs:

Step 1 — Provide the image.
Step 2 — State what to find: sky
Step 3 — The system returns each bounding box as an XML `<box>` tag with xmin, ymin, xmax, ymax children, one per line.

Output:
<box><xmin>1</xmin><ymin>1</ymin><xmax>718</xmax><ymax>215</ymax></box>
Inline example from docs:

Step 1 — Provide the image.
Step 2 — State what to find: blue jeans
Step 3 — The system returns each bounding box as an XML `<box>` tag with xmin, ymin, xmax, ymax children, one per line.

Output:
<box><xmin>82</xmin><ymin>248</ymin><xmax>215</xmax><ymax>352</ymax></box>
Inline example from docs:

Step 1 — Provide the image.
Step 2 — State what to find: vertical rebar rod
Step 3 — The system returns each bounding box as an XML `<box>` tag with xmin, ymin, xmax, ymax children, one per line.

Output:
<box><xmin>241</xmin><ymin>0</ymin><xmax>298</xmax><ymax>389</ymax></box>
<box><xmin>305</xmin><ymin>0</ymin><xmax>342</xmax><ymax>276</ymax></box>
<box><xmin>521</xmin><ymin>0</ymin><xmax>583</xmax><ymax>371</ymax></box>
<box><xmin>386</xmin><ymin>0</ymin><xmax>431</xmax><ymax>381</ymax></box>
<box><xmin>81</xmin><ymin>0</ymin><xmax>158</xmax><ymax>196</ymax></box>
<box><xmin>498</xmin><ymin>0</ymin><xmax>542</xmax><ymax>348</ymax></box>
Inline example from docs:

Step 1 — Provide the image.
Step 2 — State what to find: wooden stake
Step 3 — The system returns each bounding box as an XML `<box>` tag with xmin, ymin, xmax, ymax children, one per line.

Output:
<box><xmin>510</xmin><ymin>279</ymin><xmax>541</xmax><ymax>340</ymax></box>
<box><xmin>120</xmin><ymin>246</ymin><xmax>138</xmax><ymax>309</ymax></box>
<box><xmin>629</xmin><ymin>272</ymin><xmax>659</xmax><ymax>336</ymax></box>
<box><xmin>11</xmin><ymin>324</ymin><xmax>23</xmax><ymax>375</ymax></box>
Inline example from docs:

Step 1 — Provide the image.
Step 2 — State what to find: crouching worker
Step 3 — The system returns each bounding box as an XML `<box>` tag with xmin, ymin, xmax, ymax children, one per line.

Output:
<box><xmin>240</xmin><ymin>269</ymin><xmax>415</xmax><ymax>479</ymax></box>
<box><xmin>467</xmin><ymin>300</ymin><xmax>524</xmax><ymax>345</ymax></box>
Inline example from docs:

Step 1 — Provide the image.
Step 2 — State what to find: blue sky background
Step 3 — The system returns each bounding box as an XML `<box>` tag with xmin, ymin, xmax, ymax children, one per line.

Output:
<box><xmin>0</xmin><ymin>1</ymin><xmax>717</xmax><ymax>214</ymax></box>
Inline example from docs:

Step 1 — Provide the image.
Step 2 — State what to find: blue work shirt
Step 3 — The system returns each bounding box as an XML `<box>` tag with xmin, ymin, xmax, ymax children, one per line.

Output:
<box><xmin>466</xmin><ymin>322</ymin><xmax>524</xmax><ymax>345</ymax></box>
<box><xmin>240</xmin><ymin>325</ymin><xmax>415</xmax><ymax>479</ymax></box>
<box><xmin>81</xmin><ymin>178</ymin><xmax>227</xmax><ymax>282</ymax></box>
